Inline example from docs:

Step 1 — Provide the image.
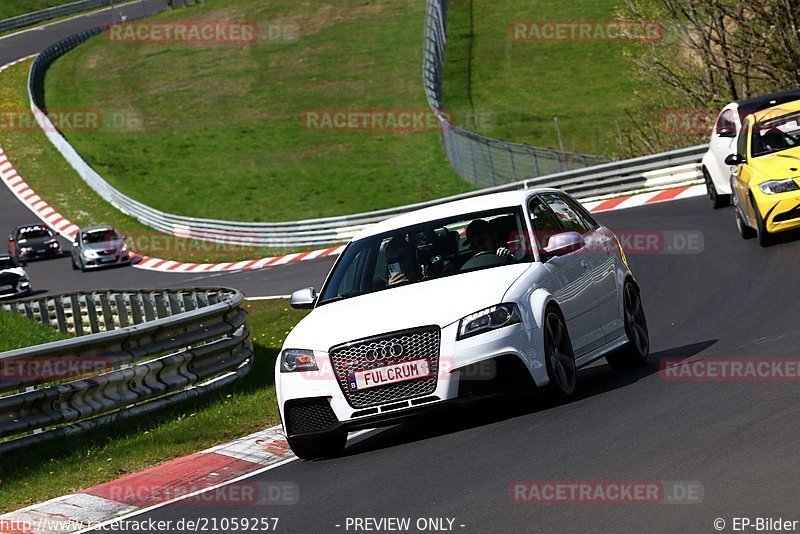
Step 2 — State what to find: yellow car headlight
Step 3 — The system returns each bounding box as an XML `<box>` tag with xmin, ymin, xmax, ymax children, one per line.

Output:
<box><xmin>759</xmin><ymin>178</ymin><xmax>800</xmax><ymax>195</ymax></box>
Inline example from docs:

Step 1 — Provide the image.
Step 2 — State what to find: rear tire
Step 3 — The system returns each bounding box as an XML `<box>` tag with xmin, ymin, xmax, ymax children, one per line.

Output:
<box><xmin>543</xmin><ymin>308</ymin><xmax>576</xmax><ymax>398</ymax></box>
<box><xmin>287</xmin><ymin>431</ymin><xmax>347</xmax><ymax>460</ymax></box>
<box><xmin>606</xmin><ymin>282</ymin><xmax>649</xmax><ymax>371</ymax></box>
<box><xmin>704</xmin><ymin>168</ymin><xmax>730</xmax><ymax>209</ymax></box>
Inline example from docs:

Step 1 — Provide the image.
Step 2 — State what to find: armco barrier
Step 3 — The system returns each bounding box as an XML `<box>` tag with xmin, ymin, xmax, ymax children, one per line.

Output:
<box><xmin>0</xmin><ymin>287</ymin><xmax>252</xmax><ymax>454</ymax></box>
<box><xmin>28</xmin><ymin>24</ymin><xmax>707</xmax><ymax>249</ymax></box>
<box><xmin>0</xmin><ymin>0</ymin><xmax>130</xmax><ymax>34</ymax></box>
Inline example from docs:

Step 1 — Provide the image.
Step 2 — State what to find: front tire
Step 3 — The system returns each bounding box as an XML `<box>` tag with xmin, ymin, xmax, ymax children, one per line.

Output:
<box><xmin>704</xmin><ymin>167</ymin><xmax>730</xmax><ymax>209</ymax></box>
<box><xmin>733</xmin><ymin>190</ymin><xmax>757</xmax><ymax>240</ymax></box>
<box><xmin>287</xmin><ymin>431</ymin><xmax>346</xmax><ymax>460</ymax></box>
<box><xmin>543</xmin><ymin>308</ymin><xmax>576</xmax><ymax>398</ymax></box>
<box><xmin>606</xmin><ymin>282</ymin><xmax>649</xmax><ymax>371</ymax></box>
<box><xmin>754</xmin><ymin>202</ymin><xmax>773</xmax><ymax>247</ymax></box>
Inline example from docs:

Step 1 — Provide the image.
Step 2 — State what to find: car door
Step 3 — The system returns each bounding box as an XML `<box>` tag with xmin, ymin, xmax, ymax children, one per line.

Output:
<box><xmin>529</xmin><ymin>195</ymin><xmax>603</xmax><ymax>358</ymax></box>
<box><xmin>732</xmin><ymin>118</ymin><xmax>756</xmax><ymax>226</ymax></box>
<box><xmin>556</xmin><ymin>193</ymin><xmax>621</xmax><ymax>340</ymax></box>
<box><xmin>710</xmin><ymin>108</ymin><xmax>739</xmax><ymax>187</ymax></box>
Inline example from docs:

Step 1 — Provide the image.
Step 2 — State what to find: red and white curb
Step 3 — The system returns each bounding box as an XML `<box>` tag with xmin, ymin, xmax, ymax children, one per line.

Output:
<box><xmin>0</xmin><ymin>56</ymin><xmax>704</xmax><ymax>275</ymax></box>
<box><xmin>0</xmin><ymin>426</ymin><xmax>294</xmax><ymax>534</ymax></box>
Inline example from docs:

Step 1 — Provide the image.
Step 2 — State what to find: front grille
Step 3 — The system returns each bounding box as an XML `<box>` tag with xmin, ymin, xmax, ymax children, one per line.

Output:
<box><xmin>96</xmin><ymin>249</ymin><xmax>115</xmax><ymax>256</ymax></box>
<box><xmin>329</xmin><ymin>326</ymin><xmax>440</xmax><ymax>409</ymax></box>
<box><xmin>285</xmin><ymin>397</ymin><xmax>339</xmax><ymax>435</ymax></box>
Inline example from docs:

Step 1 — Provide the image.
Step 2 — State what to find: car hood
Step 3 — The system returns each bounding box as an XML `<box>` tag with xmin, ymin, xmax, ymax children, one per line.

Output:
<box><xmin>285</xmin><ymin>263</ymin><xmax>531</xmax><ymax>352</ymax></box>
<box><xmin>750</xmin><ymin>147</ymin><xmax>800</xmax><ymax>183</ymax></box>
<box><xmin>17</xmin><ymin>236</ymin><xmax>57</xmax><ymax>248</ymax></box>
<box><xmin>0</xmin><ymin>267</ymin><xmax>25</xmax><ymax>279</ymax></box>
<box><xmin>83</xmin><ymin>240</ymin><xmax>124</xmax><ymax>252</ymax></box>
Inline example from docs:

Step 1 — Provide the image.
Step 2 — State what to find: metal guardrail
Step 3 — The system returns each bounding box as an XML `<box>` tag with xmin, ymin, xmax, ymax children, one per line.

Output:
<box><xmin>0</xmin><ymin>287</ymin><xmax>252</xmax><ymax>454</ymax></box>
<box><xmin>422</xmin><ymin>0</ymin><xmax>610</xmax><ymax>187</ymax></box>
<box><xmin>0</xmin><ymin>0</ymin><xmax>129</xmax><ymax>34</ymax></box>
<box><xmin>28</xmin><ymin>18</ymin><xmax>707</xmax><ymax>249</ymax></box>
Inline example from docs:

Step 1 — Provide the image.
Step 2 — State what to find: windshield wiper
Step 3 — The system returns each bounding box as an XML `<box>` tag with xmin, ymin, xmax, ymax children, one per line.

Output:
<box><xmin>319</xmin><ymin>291</ymin><xmax>362</xmax><ymax>304</ymax></box>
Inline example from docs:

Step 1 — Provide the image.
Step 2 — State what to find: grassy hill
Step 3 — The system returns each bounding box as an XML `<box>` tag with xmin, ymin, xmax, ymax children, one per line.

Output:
<box><xmin>0</xmin><ymin>1</ymin><xmax>79</xmax><ymax>19</ymax></box>
<box><xmin>45</xmin><ymin>0</ymin><xmax>473</xmax><ymax>222</ymax></box>
<box><xmin>442</xmin><ymin>0</ymin><xmax>651</xmax><ymax>158</ymax></box>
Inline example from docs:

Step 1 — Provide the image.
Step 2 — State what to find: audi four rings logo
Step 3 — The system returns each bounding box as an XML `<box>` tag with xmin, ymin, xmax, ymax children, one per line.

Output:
<box><xmin>365</xmin><ymin>342</ymin><xmax>404</xmax><ymax>361</ymax></box>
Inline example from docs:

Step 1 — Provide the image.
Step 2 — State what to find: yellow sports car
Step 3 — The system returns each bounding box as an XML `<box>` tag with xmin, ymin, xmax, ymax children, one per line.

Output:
<box><xmin>728</xmin><ymin>99</ymin><xmax>800</xmax><ymax>246</ymax></box>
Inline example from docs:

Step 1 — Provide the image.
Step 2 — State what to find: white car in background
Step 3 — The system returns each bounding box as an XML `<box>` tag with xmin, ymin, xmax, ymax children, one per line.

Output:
<box><xmin>276</xmin><ymin>189</ymin><xmax>650</xmax><ymax>459</ymax></box>
<box><xmin>703</xmin><ymin>89</ymin><xmax>800</xmax><ymax>208</ymax></box>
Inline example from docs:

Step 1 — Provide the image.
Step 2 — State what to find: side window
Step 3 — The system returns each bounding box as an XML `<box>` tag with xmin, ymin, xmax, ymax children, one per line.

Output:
<box><xmin>540</xmin><ymin>193</ymin><xmax>589</xmax><ymax>233</ymax></box>
<box><xmin>737</xmin><ymin>118</ymin><xmax>750</xmax><ymax>159</ymax></box>
<box><xmin>561</xmin><ymin>194</ymin><xmax>598</xmax><ymax>230</ymax></box>
<box><xmin>715</xmin><ymin>109</ymin><xmax>736</xmax><ymax>136</ymax></box>
<box><xmin>529</xmin><ymin>196</ymin><xmax>562</xmax><ymax>250</ymax></box>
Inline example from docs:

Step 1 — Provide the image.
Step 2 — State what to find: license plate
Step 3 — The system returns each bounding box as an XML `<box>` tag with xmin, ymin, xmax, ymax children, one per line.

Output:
<box><xmin>101</xmin><ymin>257</ymin><xmax>116</xmax><ymax>263</ymax></box>
<box><xmin>347</xmin><ymin>359</ymin><xmax>430</xmax><ymax>391</ymax></box>
<box><xmin>36</xmin><ymin>249</ymin><xmax>45</xmax><ymax>254</ymax></box>
<box><xmin>0</xmin><ymin>285</ymin><xmax>11</xmax><ymax>292</ymax></box>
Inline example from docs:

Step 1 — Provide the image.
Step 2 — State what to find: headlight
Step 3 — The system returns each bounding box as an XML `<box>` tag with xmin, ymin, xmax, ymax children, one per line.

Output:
<box><xmin>457</xmin><ymin>303</ymin><xmax>521</xmax><ymax>340</ymax></box>
<box><xmin>121</xmin><ymin>243</ymin><xmax>128</xmax><ymax>252</ymax></box>
<box><xmin>759</xmin><ymin>178</ymin><xmax>800</xmax><ymax>195</ymax></box>
<box><xmin>19</xmin><ymin>247</ymin><xmax>32</xmax><ymax>253</ymax></box>
<box><xmin>83</xmin><ymin>248</ymin><xmax>99</xmax><ymax>259</ymax></box>
<box><xmin>49</xmin><ymin>241</ymin><xmax>60</xmax><ymax>249</ymax></box>
<box><xmin>280</xmin><ymin>348</ymin><xmax>318</xmax><ymax>372</ymax></box>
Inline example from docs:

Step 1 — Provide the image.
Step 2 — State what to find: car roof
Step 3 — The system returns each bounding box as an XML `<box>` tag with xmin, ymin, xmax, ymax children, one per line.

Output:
<box><xmin>80</xmin><ymin>225</ymin><xmax>115</xmax><ymax>233</ymax></box>
<box><xmin>751</xmin><ymin>99</ymin><xmax>800</xmax><ymax>123</ymax></box>
<box><xmin>14</xmin><ymin>223</ymin><xmax>49</xmax><ymax>231</ymax></box>
<box><xmin>353</xmin><ymin>188</ymin><xmax>560</xmax><ymax>240</ymax></box>
<box><xmin>736</xmin><ymin>89</ymin><xmax>800</xmax><ymax>115</ymax></box>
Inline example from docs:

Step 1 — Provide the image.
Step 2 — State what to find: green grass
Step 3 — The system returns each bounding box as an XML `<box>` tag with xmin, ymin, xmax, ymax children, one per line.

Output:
<box><xmin>0</xmin><ymin>0</ymin><xmax>79</xmax><ymax>20</ymax></box>
<box><xmin>0</xmin><ymin>298</ymin><xmax>307</xmax><ymax>513</ymax></box>
<box><xmin>0</xmin><ymin>59</ymin><xmax>320</xmax><ymax>262</ymax></box>
<box><xmin>44</xmin><ymin>0</ymin><xmax>473</xmax><ymax>223</ymax></box>
<box><xmin>0</xmin><ymin>310</ymin><xmax>69</xmax><ymax>352</ymax></box>
<box><xmin>442</xmin><ymin>0</ymin><xmax>653</xmax><ymax>157</ymax></box>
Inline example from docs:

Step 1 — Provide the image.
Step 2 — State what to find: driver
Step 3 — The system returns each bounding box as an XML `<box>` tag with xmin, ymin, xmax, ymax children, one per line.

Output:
<box><xmin>465</xmin><ymin>219</ymin><xmax>513</xmax><ymax>261</ymax></box>
<box><xmin>385</xmin><ymin>235</ymin><xmax>419</xmax><ymax>286</ymax></box>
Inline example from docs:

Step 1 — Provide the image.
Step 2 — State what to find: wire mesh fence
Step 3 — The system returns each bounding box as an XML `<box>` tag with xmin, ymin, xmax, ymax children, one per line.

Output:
<box><xmin>422</xmin><ymin>0</ymin><xmax>610</xmax><ymax>188</ymax></box>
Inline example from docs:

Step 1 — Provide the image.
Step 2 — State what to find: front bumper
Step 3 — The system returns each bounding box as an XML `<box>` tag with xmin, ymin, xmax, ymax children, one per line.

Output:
<box><xmin>0</xmin><ymin>281</ymin><xmax>31</xmax><ymax>299</ymax></box>
<box><xmin>18</xmin><ymin>246</ymin><xmax>61</xmax><ymax>261</ymax></box>
<box><xmin>81</xmin><ymin>253</ymin><xmax>131</xmax><ymax>269</ymax></box>
<box><xmin>753</xmin><ymin>191</ymin><xmax>800</xmax><ymax>233</ymax></box>
<box><xmin>277</xmin><ymin>321</ymin><xmax>544</xmax><ymax>438</ymax></box>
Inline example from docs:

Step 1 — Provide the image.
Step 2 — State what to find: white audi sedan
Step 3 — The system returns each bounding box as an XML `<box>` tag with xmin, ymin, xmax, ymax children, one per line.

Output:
<box><xmin>276</xmin><ymin>189</ymin><xmax>649</xmax><ymax>459</ymax></box>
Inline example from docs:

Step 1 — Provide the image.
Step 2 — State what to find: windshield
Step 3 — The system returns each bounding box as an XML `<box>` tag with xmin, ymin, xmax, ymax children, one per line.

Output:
<box><xmin>318</xmin><ymin>206</ymin><xmax>532</xmax><ymax>305</ymax></box>
<box><xmin>751</xmin><ymin>111</ymin><xmax>800</xmax><ymax>157</ymax></box>
<box><xmin>17</xmin><ymin>226</ymin><xmax>52</xmax><ymax>240</ymax></box>
<box><xmin>0</xmin><ymin>258</ymin><xmax>17</xmax><ymax>270</ymax></box>
<box><xmin>82</xmin><ymin>229</ymin><xmax>119</xmax><ymax>244</ymax></box>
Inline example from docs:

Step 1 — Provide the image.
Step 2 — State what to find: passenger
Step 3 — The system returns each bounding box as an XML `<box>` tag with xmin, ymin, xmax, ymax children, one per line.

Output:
<box><xmin>385</xmin><ymin>235</ymin><xmax>418</xmax><ymax>285</ymax></box>
<box><xmin>465</xmin><ymin>219</ymin><xmax>513</xmax><ymax>261</ymax></box>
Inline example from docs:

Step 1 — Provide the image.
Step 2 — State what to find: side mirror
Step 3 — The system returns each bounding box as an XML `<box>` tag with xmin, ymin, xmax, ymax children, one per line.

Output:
<box><xmin>724</xmin><ymin>153</ymin><xmax>745</xmax><ymax>166</ymax></box>
<box><xmin>290</xmin><ymin>287</ymin><xmax>317</xmax><ymax>309</ymax></box>
<box><xmin>717</xmin><ymin>126</ymin><xmax>736</xmax><ymax>138</ymax></box>
<box><xmin>543</xmin><ymin>231</ymin><xmax>584</xmax><ymax>257</ymax></box>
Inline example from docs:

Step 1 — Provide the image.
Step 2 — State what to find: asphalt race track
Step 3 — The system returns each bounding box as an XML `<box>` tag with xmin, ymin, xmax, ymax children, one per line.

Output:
<box><xmin>86</xmin><ymin>196</ymin><xmax>800</xmax><ymax>533</ymax></box>
<box><xmin>7</xmin><ymin>5</ymin><xmax>800</xmax><ymax>534</ymax></box>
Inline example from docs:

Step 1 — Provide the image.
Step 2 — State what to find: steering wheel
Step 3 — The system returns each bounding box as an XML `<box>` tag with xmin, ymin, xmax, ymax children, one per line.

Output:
<box><xmin>471</xmin><ymin>250</ymin><xmax>495</xmax><ymax>258</ymax></box>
